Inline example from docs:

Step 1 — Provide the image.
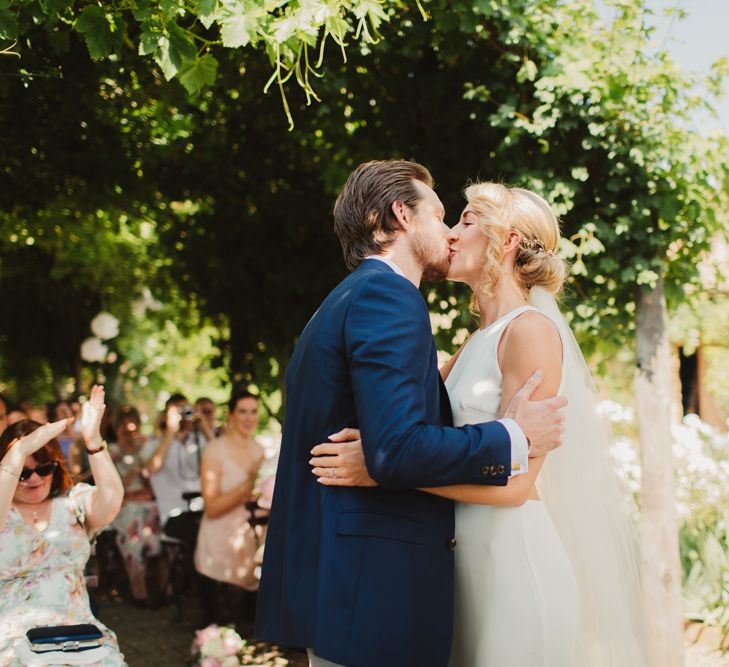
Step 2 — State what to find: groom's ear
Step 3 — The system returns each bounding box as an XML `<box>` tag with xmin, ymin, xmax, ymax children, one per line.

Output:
<box><xmin>391</xmin><ymin>200</ymin><xmax>411</xmax><ymax>230</ymax></box>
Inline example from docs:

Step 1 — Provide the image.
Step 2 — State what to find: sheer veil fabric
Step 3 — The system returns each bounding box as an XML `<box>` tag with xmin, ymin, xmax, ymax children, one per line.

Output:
<box><xmin>527</xmin><ymin>286</ymin><xmax>651</xmax><ymax>666</ymax></box>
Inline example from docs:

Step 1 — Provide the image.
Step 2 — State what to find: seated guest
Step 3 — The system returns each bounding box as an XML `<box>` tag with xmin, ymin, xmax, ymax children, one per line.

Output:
<box><xmin>194</xmin><ymin>396</ymin><xmax>222</xmax><ymax>441</ymax></box>
<box><xmin>26</xmin><ymin>405</ymin><xmax>48</xmax><ymax>425</ymax></box>
<box><xmin>0</xmin><ymin>386</ymin><xmax>125</xmax><ymax>665</ymax></box>
<box><xmin>49</xmin><ymin>400</ymin><xmax>78</xmax><ymax>463</ymax></box>
<box><xmin>5</xmin><ymin>409</ymin><xmax>27</xmax><ymax>427</ymax></box>
<box><xmin>195</xmin><ymin>389</ymin><xmax>264</xmax><ymax>625</ymax></box>
<box><xmin>109</xmin><ymin>406</ymin><xmax>162</xmax><ymax>606</ymax></box>
<box><xmin>142</xmin><ymin>394</ymin><xmax>207</xmax><ymax>546</ymax></box>
<box><xmin>195</xmin><ymin>396</ymin><xmax>221</xmax><ymax>439</ymax></box>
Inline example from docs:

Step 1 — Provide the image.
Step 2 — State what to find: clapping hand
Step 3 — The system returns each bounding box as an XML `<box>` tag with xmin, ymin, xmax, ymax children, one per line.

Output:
<box><xmin>81</xmin><ymin>385</ymin><xmax>106</xmax><ymax>449</ymax></box>
<box><xmin>13</xmin><ymin>419</ymin><xmax>72</xmax><ymax>458</ymax></box>
<box><xmin>166</xmin><ymin>405</ymin><xmax>182</xmax><ymax>434</ymax></box>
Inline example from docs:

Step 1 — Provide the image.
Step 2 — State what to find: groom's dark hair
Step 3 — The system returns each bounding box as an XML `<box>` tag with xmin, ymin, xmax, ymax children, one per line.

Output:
<box><xmin>334</xmin><ymin>160</ymin><xmax>434</xmax><ymax>271</ymax></box>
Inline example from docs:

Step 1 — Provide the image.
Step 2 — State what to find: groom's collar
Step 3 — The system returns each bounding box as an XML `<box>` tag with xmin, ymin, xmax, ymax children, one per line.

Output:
<box><xmin>362</xmin><ymin>254</ymin><xmax>406</xmax><ymax>277</ymax></box>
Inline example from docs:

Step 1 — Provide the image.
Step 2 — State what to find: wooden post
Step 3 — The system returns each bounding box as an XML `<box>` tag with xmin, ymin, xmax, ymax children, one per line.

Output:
<box><xmin>635</xmin><ymin>277</ymin><xmax>684</xmax><ymax>666</ymax></box>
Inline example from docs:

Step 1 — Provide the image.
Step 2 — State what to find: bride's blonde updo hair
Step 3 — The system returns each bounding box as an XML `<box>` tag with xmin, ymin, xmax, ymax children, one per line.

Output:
<box><xmin>464</xmin><ymin>182</ymin><xmax>567</xmax><ymax>297</ymax></box>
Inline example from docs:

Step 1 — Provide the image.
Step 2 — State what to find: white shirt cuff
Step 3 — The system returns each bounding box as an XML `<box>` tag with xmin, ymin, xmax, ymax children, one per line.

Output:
<box><xmin>498</xmin><ymin>418</ymin><xmax>529</xmax><ymax>476</ymax></box>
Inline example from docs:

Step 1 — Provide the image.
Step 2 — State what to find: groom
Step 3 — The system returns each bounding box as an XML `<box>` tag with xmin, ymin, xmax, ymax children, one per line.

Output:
<box><xmin>256</xmin><ymin>160</ymin><xmax>566</xmax><ymax>667</ymax></box>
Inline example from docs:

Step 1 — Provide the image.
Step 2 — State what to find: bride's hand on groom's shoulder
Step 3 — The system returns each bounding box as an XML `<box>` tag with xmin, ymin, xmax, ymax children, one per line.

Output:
<box><xmin>309</xmin><ymin>428</ymin><xmax>378</xmax><ymax>487</ymax></box>
<box><xmin>505</xmin><ymin>370</ymin><xmax>568</xmax><ymax>459</ymax></box>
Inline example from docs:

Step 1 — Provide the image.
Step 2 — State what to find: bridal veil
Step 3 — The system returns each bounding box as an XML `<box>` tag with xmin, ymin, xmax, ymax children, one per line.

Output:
<box><xmin>528</xmin><ymin>286</ymin><xmax>651</xmax><ymax>666</ymax></box>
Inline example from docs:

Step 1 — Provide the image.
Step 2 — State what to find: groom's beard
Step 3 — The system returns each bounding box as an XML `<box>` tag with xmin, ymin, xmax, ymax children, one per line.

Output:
<box><xmin>413</xmin><ymin>229</ymin><xmax>450</xmax><ymax>283</ymax></box>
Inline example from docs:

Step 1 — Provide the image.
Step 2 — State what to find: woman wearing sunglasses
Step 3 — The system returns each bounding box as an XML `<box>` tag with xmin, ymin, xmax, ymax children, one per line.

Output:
<box><xmin>0</xmin><ymin>386</ymin><xmax>126</xmax><ymax>665</ymax></box>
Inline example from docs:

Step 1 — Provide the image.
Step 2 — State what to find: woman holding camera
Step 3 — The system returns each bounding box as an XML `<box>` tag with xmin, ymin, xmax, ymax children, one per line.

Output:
<box><xmin>142</xmin><ymin>394</ymin><xmax>207</xmax><ymax>545</ymax></box>
<box><xmin>0</xmin><ymin>386</ymin><xmax>125</xmax><ymax>665</ymax></box>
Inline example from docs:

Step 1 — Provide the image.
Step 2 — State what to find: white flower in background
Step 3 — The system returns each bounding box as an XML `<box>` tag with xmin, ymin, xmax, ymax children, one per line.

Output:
<box><xmin>132</xmin><ymin>287</ymin><xmax>163</xmax><ymax>317</ymax></box>
<box><xmin>670</xmin><ymin>415</ymin><xmax>728</xmax><ymax>516</ymax></box>
<box><xmin>598</xmin><ymin>400</ymin><xmax>635</xmax><ymax>424</ymax></box>
<box><xmin>429</xmin><ymin>311</ymin><xmax>455</xmax><ymax>334</ymax></box>
<box><xmin>436</xmin><ymin>350</ymin><xmax>451</xmax><ymax>368</ymax></box>
<box><xmin>452</xmin><ymin>328</ymin><xmax>469</xmax><ymax>346</ymax></box>
<box><xmin>609</xmin><ymin>437</ymin><xmax>641</xmax><ymax>495</ymax></box>
<box><xmin>91</xmin><ymin>312</ymin><xmax>120</xmax><ymax>340</ymax></box>
<box><xmin>80</xmin><ymin>337</ymin><xmax>108</xmax><ymax>363</ymax></box>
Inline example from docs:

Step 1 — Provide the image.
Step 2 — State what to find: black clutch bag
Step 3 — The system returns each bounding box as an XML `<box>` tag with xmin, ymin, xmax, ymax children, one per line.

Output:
<box><xmin>26</xmin><ymin>624</ymin><xmax>104</xmax><ymax>653</ymax></box>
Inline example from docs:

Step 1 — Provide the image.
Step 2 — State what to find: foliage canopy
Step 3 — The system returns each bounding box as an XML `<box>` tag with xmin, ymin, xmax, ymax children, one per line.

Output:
<box><xmin>1</xmin><ymin>0</ymin><xmax>728</xmax><ymax>413</ymax></box>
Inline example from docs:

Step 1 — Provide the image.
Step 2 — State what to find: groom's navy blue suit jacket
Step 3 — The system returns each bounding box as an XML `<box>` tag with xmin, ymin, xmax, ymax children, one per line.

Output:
<box><xmin>256</xmin><ymin>259</ymin><xmax>511</xmax><ymax>667</ymax></box>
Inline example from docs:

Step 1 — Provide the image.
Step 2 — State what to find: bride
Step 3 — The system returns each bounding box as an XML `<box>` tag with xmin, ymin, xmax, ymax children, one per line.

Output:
<box><xmin>310</xmin><ymin>182</ymin><xmax>649</xmax><ymax>666</ymax></box>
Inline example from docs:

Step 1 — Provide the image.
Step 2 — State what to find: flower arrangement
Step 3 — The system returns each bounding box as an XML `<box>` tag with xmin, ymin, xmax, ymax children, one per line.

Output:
<box><xmin>601</xmin><ymin>401</ymin><xmax>729</xmax><ymax>646</ymax></box>
<box><xmin>191</xmin><ymin>625</ymin><xmax>246</xmax><ymax>667</ymax></box>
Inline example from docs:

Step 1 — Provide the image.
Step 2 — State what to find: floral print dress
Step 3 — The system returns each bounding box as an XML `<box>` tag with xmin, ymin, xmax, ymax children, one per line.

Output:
<box><xmin>0</xmin><ymin>484</ymin><xmax>126</xmax><ymax>666</ymax></box>
<box><xmin>108</xmin><ymin>445</ymin><xmax>162</xmax><ymax>587</ymax></box>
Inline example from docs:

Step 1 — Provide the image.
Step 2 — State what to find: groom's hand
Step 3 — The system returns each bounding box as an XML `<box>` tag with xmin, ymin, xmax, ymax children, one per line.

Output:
<box><xmin>505</xmin><ymin>370</ymin><xmax>567</xmax><ymax>458</ymax></box>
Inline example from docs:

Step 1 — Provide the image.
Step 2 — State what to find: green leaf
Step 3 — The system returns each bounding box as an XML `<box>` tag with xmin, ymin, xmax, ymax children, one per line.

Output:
<box><xmin>325</xmin><ymin>15</ymin><xmax>349</xmax><ymax>42</ymax></box>
<box><xmin>160</xmin><ymin>0</ymin><xmax>183</xmax><ymax>17</ymax></box>
<box><xmin>132</xmin><ymin>1</ymin><xmax>155</xmax><ymax>21</ymax></box>
<box><xmin>637</xmin><ymin>269</ymin><xmax>660</xmax><ymax>286</ymax></box>
<box><xmin>0</xmin><ymin>2</ymin><xmax>19</xmax><ymax>40</ymax></box>
<box><xmin>516</xmin><ymin>59</ymin><xmax>538</xmax><ymax>83</ymax></box>
<box><xmin>179</xmin><ymin>54</ymin><xmax>218</xmax><ymax>94</ymax></box>
<box><xmin>139</xmin><ymin>30</ymin><xmax>161</xmax><ymax>56</ymax></box>
<box><xmin>167</xmin><ymin>21</ymin><xmax>196</xmax><ymax>68</ymax></box>
<box><xmin>154</xmin><ymin>35</ymin><xmax>177</xmax><ymax>80</ymax></box>
<box><xmin>219</xmin><ymin>0</ymin><xmax>267</xmax><ymax>48</ymax></box>
<box><xmin>75</xmin><ymin>5</ymin><xmax>113</xmax><ymax>60</ymax></box>
<box><xmin>352</xmin><ymin>0</ymin><xmax>387</xmax><ymax>25</ymax></box>
<box><xmin>198</xmin><ymin>0</ymin><xmax>218</xmax><ymax>29</ymax></box>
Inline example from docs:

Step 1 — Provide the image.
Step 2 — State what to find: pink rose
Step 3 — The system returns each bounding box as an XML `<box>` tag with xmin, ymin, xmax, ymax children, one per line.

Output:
<box><xmin>194</xmin><ymin>624</ymin><xmax>220</xmax><ymax>648</ymax></box>
<box><xmin>200</xmin><ymin>658</ymin><xmax>221</xmax><ymax>667</ymax></box>
<box><xmin>222</xmin><ymin>633</ymin><xmax>243</xmax><ymax>656</ymax></box>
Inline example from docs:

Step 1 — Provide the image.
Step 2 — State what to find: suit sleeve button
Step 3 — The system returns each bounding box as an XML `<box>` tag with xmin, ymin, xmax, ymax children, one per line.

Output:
<box><xmin>447</xmin><ymin>538</ymin><xmax>457</xmax><ymax>551</ymax></box>
<box><xmin>497</xmin><ymin>464</ymin><xmax>505</xmax><ymax>474</ymax></box>
<box><xmin>480</xmin><ymin>465</ymin><xmax>489</xmax><ymax>476</ymax></box>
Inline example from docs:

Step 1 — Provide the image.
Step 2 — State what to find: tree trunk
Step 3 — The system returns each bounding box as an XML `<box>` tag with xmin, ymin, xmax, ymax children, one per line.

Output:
<box><xmin>635</xmin><ymin>277</ymin><xmax>684</xmax><ymax>666</ymax></box>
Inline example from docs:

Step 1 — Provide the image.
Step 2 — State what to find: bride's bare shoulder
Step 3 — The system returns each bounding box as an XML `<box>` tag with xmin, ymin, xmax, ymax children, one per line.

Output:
<box><xmin>503</xmin><ymin>309</ymin><xmax>561</xmax><ymax>351</ymax></box>
<box><xmin>498</xmin><ymin>310</ymin><xmax>563</xmax><ymax>394</ymax></box>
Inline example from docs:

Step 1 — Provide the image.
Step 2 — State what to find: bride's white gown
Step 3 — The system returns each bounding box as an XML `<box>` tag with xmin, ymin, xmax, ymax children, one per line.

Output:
<box><xmin>446</xmin><ymin>306</ymin><xmax>579</xmax><ymax>667</ymax></box>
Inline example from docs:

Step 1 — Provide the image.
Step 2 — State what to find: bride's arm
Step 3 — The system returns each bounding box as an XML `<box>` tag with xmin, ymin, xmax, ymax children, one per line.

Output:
<box><xmin>422</xmin><ymin>458</ymin><xmax>545</xmax><ymax>506</ymax></box>
<box><xmin>422</xmin><ymin>312</ymin><xmax>563</xmax><ymax>506</ymax></box>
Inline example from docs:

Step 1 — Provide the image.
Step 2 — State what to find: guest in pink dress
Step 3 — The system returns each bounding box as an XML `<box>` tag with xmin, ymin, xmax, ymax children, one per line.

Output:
<box><xmin>194</xmin><ymin>389</ymin><xmax>264</xmax><ymax>626</ymax></box>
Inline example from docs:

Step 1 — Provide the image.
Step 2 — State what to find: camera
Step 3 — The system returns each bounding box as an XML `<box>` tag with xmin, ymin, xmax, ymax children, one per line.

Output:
<box><xmin>180</xmin><ymin>405</ymin><xmax>195</xmax><ymax>421</ymax></box>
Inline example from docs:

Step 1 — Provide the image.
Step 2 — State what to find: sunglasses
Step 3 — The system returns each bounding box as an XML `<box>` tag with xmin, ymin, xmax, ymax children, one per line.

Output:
<box><xmin>19</xmin><ymin>461</ymin><xmax>58</xmax><ymax>482</ymax></box>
